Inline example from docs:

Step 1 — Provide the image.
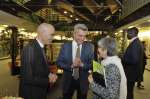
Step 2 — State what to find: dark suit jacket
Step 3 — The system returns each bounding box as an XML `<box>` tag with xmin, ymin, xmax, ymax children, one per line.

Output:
<box><xmin>56</xmin><ymin>41</ymin><xmax>94</xmax><ymax>94</ymax></box>
<box><xmin>19</xmin><ymin>39</ymin><xmax>49</xmax><ymax>99</ymax></box>
<box><xmin>122</xmin><ymin>38</ymin><xmax>144</xmax><ymax>82</ymax></box>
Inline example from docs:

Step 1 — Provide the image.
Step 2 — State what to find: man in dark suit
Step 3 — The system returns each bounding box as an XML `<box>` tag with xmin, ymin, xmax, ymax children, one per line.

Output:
<box><xmin>57</xmin><ymin>23</ymin><xmax>94</xmax><ymax>99</ymax></box>
<box><xmin>137</xmin><ymin>41</ymin><xmax>147</xmax><ymax>89</ymax></box>
<box><xmin>122</xmin><ymin>27</ymin><xmax>144</xmax><ymax>99</ymax></box>
<box><xmin>19</xmin><ymin>23</ymin><xmax>57</xmax><ymax>99</ymax></box>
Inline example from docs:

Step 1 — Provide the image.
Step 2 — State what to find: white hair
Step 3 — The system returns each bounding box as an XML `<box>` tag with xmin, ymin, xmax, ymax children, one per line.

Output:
<box><xmin>98</xmin><ymin>37</ymin><xmax>117</xmax><ymax>56</ymax></box>
<box><xmin>74</xmin><ymin>23</ymin><xmax>88</xmax><ymax>34</ymax></box>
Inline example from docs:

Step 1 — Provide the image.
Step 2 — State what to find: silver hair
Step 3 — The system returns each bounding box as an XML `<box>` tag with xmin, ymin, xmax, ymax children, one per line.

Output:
<box><xmin>98</xmin><ymin>37</ymin><xmax>117</xmax><ymax>56</ymax></box>
<box><xmin>74</xmin><ymin>23</ymin><xmax>88</xmax><ymax>34</ymax></box>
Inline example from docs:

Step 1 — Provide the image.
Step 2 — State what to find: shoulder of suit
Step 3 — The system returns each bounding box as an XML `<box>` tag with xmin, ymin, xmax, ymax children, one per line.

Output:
<box><xmin>23</xmin><ymin>40</ymin><xmax>35</xmax><ymax>50</ymax></box>
<box><xmin>83</xmin><ymin>41</ymin><xmax>94</xmax><ymax>47</ymax></box>
<box><xmin>61</xmin><ymin>41</ymin><xmax>72</xmax><ymax>47</ymax></box>
<box><xmin>62</xmin><ymin>41</ymin><xmax>93</xmax><ymax>47</ymax></box>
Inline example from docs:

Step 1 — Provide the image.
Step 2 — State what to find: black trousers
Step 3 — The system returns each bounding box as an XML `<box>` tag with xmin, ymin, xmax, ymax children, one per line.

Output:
<box><xmin>63</xmin><ymin>78</ymin><xmax>87</xmax><ymax>99</ymax></box>
<box><xmin>127</xmin><ymin>81</ymin><xmax>135</xmax><ymax>99</ymax></box>
<box><xmin>19</xmin><ymin>83</ymin><xmax>47</xmax><ymax>99</ymax></box>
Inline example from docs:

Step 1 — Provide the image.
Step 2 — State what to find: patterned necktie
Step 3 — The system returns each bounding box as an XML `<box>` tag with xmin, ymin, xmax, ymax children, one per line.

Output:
<box><xmin>73</xmin><ymin>45</ymin><xmax>80</xmax><ymax>80</ymax></box>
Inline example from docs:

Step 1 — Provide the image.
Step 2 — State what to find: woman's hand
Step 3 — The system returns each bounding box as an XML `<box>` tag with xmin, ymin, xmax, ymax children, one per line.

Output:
<box><xmin>88</xmin><ymin>74</ymin><xmax>93</xmax><ymax>83</ymax></box>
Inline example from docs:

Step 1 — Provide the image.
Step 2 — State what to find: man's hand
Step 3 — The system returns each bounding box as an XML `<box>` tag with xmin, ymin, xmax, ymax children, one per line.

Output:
<box><xmin>48</xmin><ymin>73</ymin><xmax>58</xmax><ymax>83</ymax></box>
<box><xmin>72</xmin><ymin>58</ymin><xmax>83</xmax><ymax>68</ymax></box>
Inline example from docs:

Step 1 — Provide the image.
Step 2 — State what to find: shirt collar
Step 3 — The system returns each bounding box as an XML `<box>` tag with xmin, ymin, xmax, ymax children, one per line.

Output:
<box><xmin>72</xmin><ymin>40</ymin><xmax>82</xmax><ymax>47</ymax></box>
<box><xmin>36</xmin><ymin>38</ymin><xmax>44</xmax><ymax>48</ymax></box>
<box><xmin>73</xmin><ymin>40</ymin><xmax>77</xmax><ymax>46</ymax></box>
<box><xmin>130</xmin><ymin>36</ymin><xmax>138</xmax><ymax>43</ymax></box>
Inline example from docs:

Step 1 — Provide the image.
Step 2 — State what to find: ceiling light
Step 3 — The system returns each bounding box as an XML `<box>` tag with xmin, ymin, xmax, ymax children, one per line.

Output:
<box><xmin>75</xmin><ymin>18</ymin><xmax>79</xmax><ymax>21</ymax></box>
<box><xmin>119</xmin><ymin>30</ymin><xmax>123</xmax><ymax>32</ymax></box>
<box><xmin>104</xmin><ymin>15</ymin><xmax>111</xmax><ymax>21</ymax></box>
<box><xmin>70</xmin><ymin>15</ymin><xmax>73</xmax><ymax>17</ymax></box>
<box><xmin>128</xmin><ymin>26</ymin><xmax>134</xmax><ymax>28</ymax></box>
<box><xmin>115</xmin><ymin>32</ymin><xmax>118</xmax><ymax>35</ymax></box>
<box><xmin>48</xmin><ymin>0</ymin><xmax>52</xmax><ymax>4</ymax></box>
<box><xmin>95</xmin><ymin>31</ymin><xmax>99</xmax><ymax>34</ymax></box>
<box><xmin>64</xmin><ymin>11</ymin><xmax>67</xmax><ymax>14</ymax></box>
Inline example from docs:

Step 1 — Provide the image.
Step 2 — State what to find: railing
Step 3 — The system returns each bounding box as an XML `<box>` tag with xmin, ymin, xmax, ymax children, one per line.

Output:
<box><xmin>120</xmin><ymin>0</ymin><xmax>150</xmax><ymax>20</ymax></box>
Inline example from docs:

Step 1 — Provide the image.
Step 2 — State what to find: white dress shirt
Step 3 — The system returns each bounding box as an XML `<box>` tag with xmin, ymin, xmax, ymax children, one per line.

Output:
<box><xmin>36</xmin><ymin>38</ymin><xmax>44</xmax><ymax>48</ymax></box>
<box><xmin>130</xmin><ymin>36</ymin><xmax>138</xmax><ymax>43</ymax></box>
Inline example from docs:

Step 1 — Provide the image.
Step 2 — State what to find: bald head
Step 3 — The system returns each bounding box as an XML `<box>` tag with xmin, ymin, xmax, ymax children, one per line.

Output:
<box><xmin>37</xmin><ymin>23</ymin><xmax>55</xmax><ymax>45</ymax></box>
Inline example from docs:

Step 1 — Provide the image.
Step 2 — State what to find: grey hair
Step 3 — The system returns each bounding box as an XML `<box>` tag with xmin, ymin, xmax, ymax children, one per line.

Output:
<box><xmin>74</xmin><ymin>23</ymin><xmax>88</xmax><ymax>34</ymax></box>
<box><xmin>98</xmin><ymin>37</ymin><xmax>117</xmax><ymax>56</ymax></box>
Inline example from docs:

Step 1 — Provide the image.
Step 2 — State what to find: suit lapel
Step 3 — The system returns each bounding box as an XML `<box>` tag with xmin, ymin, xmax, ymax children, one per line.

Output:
<box><xmin>34</xmin><ymin>40</ymin><xmax>48</xmax><ymax>67</ymax></box>
<box><xmin>127</xmin><ymin>38</ymin><xmax>138</xmax><ymax>50</ymax></box>
<box><xmin>69</xmin><ymin>42</ymin><xmax>73</xmax><ymax>63</ymax></box>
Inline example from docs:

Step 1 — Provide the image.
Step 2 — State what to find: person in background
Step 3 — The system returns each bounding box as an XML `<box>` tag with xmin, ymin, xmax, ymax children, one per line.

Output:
<box><xmin>137</xmin><ymin>41</ymin><xmax>147</xmax><ymax>89</ymax></box>
<box><xmin>57</xmin><ymin>23</ymin><xmax>94</xmax><ymax>99</ymax></box>
<box><xmin>19</xmin><ymin>23</ymin><xmax>58</xmax><ymax>99</ymax></box>
<box><xmin>122</xmin><ymin>27</ymin><xmax>144</xmax><ymax>99</ymax></box>
<box><xmin>88</xmin><ymin>37</ymin><xmax>127</xmax><ymax>99</ymax></box>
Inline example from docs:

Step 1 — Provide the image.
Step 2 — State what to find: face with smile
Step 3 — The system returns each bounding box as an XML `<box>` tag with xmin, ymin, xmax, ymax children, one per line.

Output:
<box><xmin>73</xmin><ymin>29</ymin><xmax>87</xmax><ymax>45</ymax></box>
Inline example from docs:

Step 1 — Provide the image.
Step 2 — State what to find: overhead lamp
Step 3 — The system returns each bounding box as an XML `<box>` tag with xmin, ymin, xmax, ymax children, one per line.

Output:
<box><xmin>104</xmin><ymin>15</ymin><xmax>111</xmax><ymax>21</ymax></box>
<box><xmin>70</xmin><ymin>15</ymin><xmax>73</xmax><ymax>17</ymax></box>
<box><xmin>119</xmin><ymin>30</ymin><xmax>123</xmax><ymax>32</ymax></box>
<box><xmin>75</xmin><ymin>18</ymin><xmax>79</xmax><ymax>21</ymax></box>
<box><xmin>128</xmin><ymin>26</ymin><xmax>134</xmax><ymax>29</ymax></box>
<box><xmin>48</xmin><ymin>0</ymin><xmax>52</xmax><ymax>4</ymax></box>
<box><xmin>115</xmin><ymin>32</ymin><xmax>118</xmax><ymax>35</ymax></box>
<box><xmin>95</xmin><ymin>31</ymin><xmax>99</xmax><ymax>34</ymax></box>
<box><xmin>64</xmin><ymin>11</ymin><xmax>67</xmax><ymax>14</ymax></box>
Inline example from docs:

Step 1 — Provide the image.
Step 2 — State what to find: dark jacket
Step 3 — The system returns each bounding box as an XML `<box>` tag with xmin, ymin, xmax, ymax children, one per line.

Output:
<box><xmin>19</xmin><ymin>39</ymin><xmax>49</xmax><ymax>99</ymax></box>
<box><xmin>122</xmin><ymin>38</ymin><xmax>144</xmax><ymax>82</ymax></box>
<box><xmin>56</xmin><ymin>41</ymin><xmax>94</xmax><ymax>93</ymax></box>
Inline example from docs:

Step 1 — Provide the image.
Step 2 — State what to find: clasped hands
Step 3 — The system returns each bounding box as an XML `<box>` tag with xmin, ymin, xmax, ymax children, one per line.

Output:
<box><xmin>71</xmin><ymin>58</ymin><xmax>94</xmax><ymax>83</ymax></box>
<box><xmin>48</xmin><ymin>73</ymin><xmax>58</xmax><ymax>83</ymax></box>
<box><xmin>71</xmin><ymin>58</ymin><xmax>83</xmax><ymax>68</ymax></box>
